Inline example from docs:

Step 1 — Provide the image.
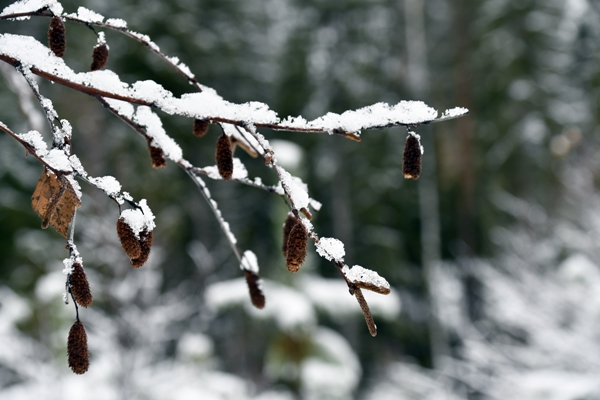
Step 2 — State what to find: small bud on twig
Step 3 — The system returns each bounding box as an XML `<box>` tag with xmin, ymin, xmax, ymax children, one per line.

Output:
<box><xmin>286</xmin><ymin>221</ymin><xmax>308</xmax><ymax>272</ymax></box>
<box><xmin>48</xmin><ymin>17</ymin><xmax>66</xmax><ymax>57</ymax></box>
<box><xmin>70</xmin><ymin>263</ymin><xmax>92</xmax><ymax>307</ymax></box>
<box><xmin>402</xmin><ymin>132</ymin><xmax>422</xmax><ymax>180</ymax></box>
<box><xmin>216</xmin><ymin>133</ymin><xmax>233</xmax><ymax>180</ymax></box>
<box><xmin>193</xmin><ymin>119</ymin><xmax>210</xmax><ymax>138</ymax></box>
<box><xmin>67</xmin><ymin>320</ymin><xmax>90</xmax><ymax>374</ymax></box>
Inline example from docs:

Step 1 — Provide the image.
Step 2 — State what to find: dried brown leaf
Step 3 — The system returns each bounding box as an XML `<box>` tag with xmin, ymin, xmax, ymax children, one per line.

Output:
<box><xmin>31</xmin><ymin>169</ymin><xmax>81</xmax><ymax>238</ymax></box>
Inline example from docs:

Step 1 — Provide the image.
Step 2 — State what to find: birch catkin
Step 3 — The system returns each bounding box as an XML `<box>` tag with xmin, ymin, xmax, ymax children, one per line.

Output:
<box><xmin>402</xmin><ymin>132</ymin><xmax>422</xmax><ymax>180</ymax></box>
<box><xmin>48</xmin><ymin>17</ymin><xmax>66</xmax><ymax>57</ymax></box>
<box><xmin>70</xmin><ymin>263</ymin><xmax>92</xmax><ymax>308</ymax></box>
<box><xmin>216</xmin><ymin>133</ymin><xmax>234</xmax><ymax>180</ymax></box>
<box><xmin>285</xmin><ymin>221</ymin><xmax>308</xmax><ymax>272</ymax></box>
<box><xmin>67</xmin><ymin>320</ymin><xmax>90</xmax><ymax>374</ymax></box>
<box><xmin>90</xmin><ymin>43</ymin><xmax>109</xmax><ymax>71</ymax></box>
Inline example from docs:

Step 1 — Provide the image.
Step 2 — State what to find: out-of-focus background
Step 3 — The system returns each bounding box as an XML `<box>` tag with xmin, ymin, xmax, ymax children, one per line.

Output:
<box><xmin>1</xmin><ymin>0</ymin><xmax>600</xmax><ymax>398</ymax></box>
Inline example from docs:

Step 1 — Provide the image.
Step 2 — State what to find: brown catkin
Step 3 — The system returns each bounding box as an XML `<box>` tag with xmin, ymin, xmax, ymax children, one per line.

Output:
<box><xmin>285</xmin><ymin>221</ymin><xmax>308</xmax><ymax>273</ymax></box>
<box><xmin>48</xmin><ymin>17</ymin><xmax>66</xmax><ymax>57</ymax></box>
<box><xmin>402</xmin><ymin>133</ymin><xmax>422</xmax><ymax>180</ymax></box>
<box><xmin>116</xmin><ymin>217</ymin><xmax>142</xmax><ymax>260</ymax></box>
<box><xmin>67</xmin><ymin>320</ymin><xmax>90</xmax><ymax>374</ymax></box>
<box><xmin>216</xmin><ymin>134</ymin><xmax>234</xmax><ymax>180</ymax></box>
<box><xmin>70</xmin><ymin>263</ymin><xmax>92</xmax><ymax>307</ymax></box>
<box><xmin>90</xmin><ymin>43</ymin><xmax>109</xmax><ymax>71</ymax></box>
<box><xmin>131</xmin><ymin>229</ymin><xmax>153</xmax><ymax>268</ymax></box>
<box><xmin>282</xmin><ymin>213</ymin><xmax>297</xmax><ymax>256</ymax></box>
<box><xmin>148</xmin><ymin>142</ymin><xmax>167</xmax><ymax>168</ymax></box>
<box><xmin>245</xmin><ymin>270</ymin><xmax>265</xmax><ymax>309</ymax></box>
<box><xmin>193</xmin><ymin>119</ymin><xmax>210</xmax><ymax>138</ymax></box>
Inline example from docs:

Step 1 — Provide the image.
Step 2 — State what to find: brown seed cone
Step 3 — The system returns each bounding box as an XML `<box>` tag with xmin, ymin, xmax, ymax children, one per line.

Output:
<box><xmin>116</xmin><ymin>217</ymin><xmax>142</xmax><ymax>259</ymax></box>
<box><xmin>282</xmin><ymin>213</ymin><xmax>298</xmax><ymax>256</ymax></box>
<box><xmin>402</xmin><ymin>133</ymin><xmax>422</xmax><ymax>180</ymax></box>
<box><xmin>245</xmin><ymin>270</ymin><xmax>265</xmax><ymax>309</ymax></box>
<box><xmin>67</xmin><ymin>320</ymin><xmax>90</xmax><ymax>374</ymax></box>
<box><xmin>193</xmin><ymin>119</ymin><xmax>210</xmax><ymax>138</ymax></box>
<box><xmin>70</xmin><ymin>263</ymin><xmax>92</xmax><ymax>307</ymax></box>
<box><xmin>48</xmin><ymin>17</ymin><xmax>66</xmax><ymax>57</ymax></box>
<box><xmin>215</xmin><ymin>134</ymin><xmax>233</xmax><ymax>180</ymax></box>
<box><xmin>285</xmin><ymin>222</ymin><xmax>308</xmax><ymax>273</ymax></box>
<box><xmin>90</xmin><ymin>43</ymin><xmax>109</xmax><ymax>71</ymax></box>
<box><xmin>148</xmin><ymin>141</ymin><xmax>167</xmax><ymax>169</ymax></box>
<box><xmin>131</xmin><ymin>229</ymin><xmax>153</xmax><ymax>268</ymax></box>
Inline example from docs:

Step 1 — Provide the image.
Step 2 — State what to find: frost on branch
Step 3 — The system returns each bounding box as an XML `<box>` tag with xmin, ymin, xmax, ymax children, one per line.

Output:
<box><xmin>342</xmin><ymin>265</ymin><xmax>391</xmax><ymax>295</ymax></box>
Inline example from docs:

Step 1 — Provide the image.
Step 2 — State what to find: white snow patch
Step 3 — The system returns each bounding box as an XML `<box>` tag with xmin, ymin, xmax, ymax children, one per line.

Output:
<box><xmin>66</xmin><ymin>7</ymin><xmax>104</xmax><ymax>23</ymax></box>
<box><xmin>342</xmin><ymin>265</ymin><xmax>390</xmax><ymax>292</ymax></box>
<box><xmin>134</xmin><ymin>106</ymin><xmax>183</xmax><ymax>161</ymax></box>
<box><xmin>41</xmin><ymin>148</ymin><xmax>71</xmax><ymax>171</ymax></box>
<box><xmin>17</xmin><ymin>130</ymin><xmax>47</xmax><ymax>154</ymax></box>
<box><xmin>120</xmin><ymin>199</ymin><xmax>155</xmax><ymax>237</ymax></box>
<box><xmin>315</xmin><ymin>237</ymin><xmax>345</xmax><ymax>262</ymax></box>
<box><xmin>240</xmin><ymin>250</ymin><xmax>259</xmax><ymax>273</ymax></box>
<box><xmin>442</xmin><ymin>107</ymin><xmax>469</xmax><ymax>118</ymax></box>
<box><xmin>89</xmin><ymin>175</ymin><xmax>121</xmax><ymax>196</ymax></box>
<box><xmin>105</xmin><ymin>18</ymin><xmax>127</xmax><ymax>29</ymax></box>
<box><xmin>1</xmin><ymin>0</ymin><xmax>63</xmax><ymax>17</ymax></box>
<box><xmin>276</xmin><ymin>166</ymin><xmax>310</xmax><ymax>210</ymax></box>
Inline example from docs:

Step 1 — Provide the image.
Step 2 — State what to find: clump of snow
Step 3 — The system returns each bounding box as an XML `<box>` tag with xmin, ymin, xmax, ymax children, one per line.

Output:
<box><xmin>66</xmin><ymin>7</ymin><xmax>104</xmax><ymax>23</ymax></box>
<box><xmin>342</xmin><ymin>265</ymin><xmax>390</xmax><ymax>294</ymax></box>
<box><xmin>120</xmin><ymin>199</ymin><xmax>155</xmax><ymax>237</ymax></box>
<box><xmin>17</xmin><ymin>130</ymin><xmax>47</xmax><ymax>154</ymax></box>
<box><xmin>315</xmin><ymin>237</ymin><xmax>345</xmax><ymax>262</ymax></box>
<box><xmin>276</xmin><ymin>166</ymin><xmax>310</xmax><ymax>210</ymax></box>
<box><xmin>105</xmin><ymin>18</ymin><xmax>127</xmax><ymax>29</ymax></box>
<box><xmin>42</xmin><ymin>148</ymin><xmax>71</xmax><ymax>171</ymax></box>
<box><xmin>1</xmin><ymin>0</ymin><xmax>63</xmax><ymax>17</ymax></box>
<box><xmin>89</xmin><ymin>175</ymin><xmax>121</xmax><ymax>196</ymax></box>
<box><xmin>103</xmin><ymin>98</ymin><xmax>134</xmax><ymax>119</ymax></box>
<box><xmin>134</xmin><ymin>106</ymin><xmax>183</xmax><ymax>161</ymax></box>
<box><xmin>240</xmin><ymin>250</ymin><xmax>259</xmax><ymax>273</ymax></box>
<box><xmin>442</xmin><ymin>107</ymin><xmax>469</xmax><ymax>118</ymax></box>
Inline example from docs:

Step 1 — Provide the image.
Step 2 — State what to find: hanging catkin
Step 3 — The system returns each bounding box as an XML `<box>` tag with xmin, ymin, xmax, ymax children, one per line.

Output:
<box><xmin>402</xmin><ymin>132</ymin><xmax>422</xmax><ymax>180</ymax></box>
<box><xmin>70</xmin><ymin>263</ymin><xmax>92</xmax><ymax>307</ymax></box>
<box><xmin>245</xmin><ymin>270</ymin><xmax>265</xmax><ymax>309</ymax></box>
<box><xmin>48</xmin><ymin>17</ymin><xmax>66</xmax><ymax>57</ymax></box>
<box><xmin>285</xmin><ymin>221</ymin><xmax>308</xmax><ymax>273</ymax></box>
<box><xmin>282</xmin><ymin>213</ymin><xmax>297</xmax><ymax>256</ymax></box>
<box><xmin>216</xmin><ymin>133</ymin><xmax>233</xmax><ymax>180</ymax></box>
<box><xmin>90</xmin><ymin>43</ymin><xmax>109</xmax><ymax>71</ymax></box>
<box><xmin>67</xmin><ymin>320</ymin><xmax>89</xmax><ymax>374</ymax></box>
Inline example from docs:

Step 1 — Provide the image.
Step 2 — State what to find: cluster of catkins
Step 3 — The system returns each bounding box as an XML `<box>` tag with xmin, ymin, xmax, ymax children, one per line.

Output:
<box><xmin>64</xmin><ymin>215</ymin><xmax>154</xmax><ymax>374</ymax></box>
<box><xmin>48</xmin><ymin>16</ymin><xmax>109</xmax><ymax>70</ymax></box>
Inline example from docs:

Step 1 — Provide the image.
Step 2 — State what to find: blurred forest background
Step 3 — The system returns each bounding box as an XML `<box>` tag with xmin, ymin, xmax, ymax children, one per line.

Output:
<box><xmin>1</xmin><ymin>0</ymin><xmax>600</xmax><ymax>398</ymax></box>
